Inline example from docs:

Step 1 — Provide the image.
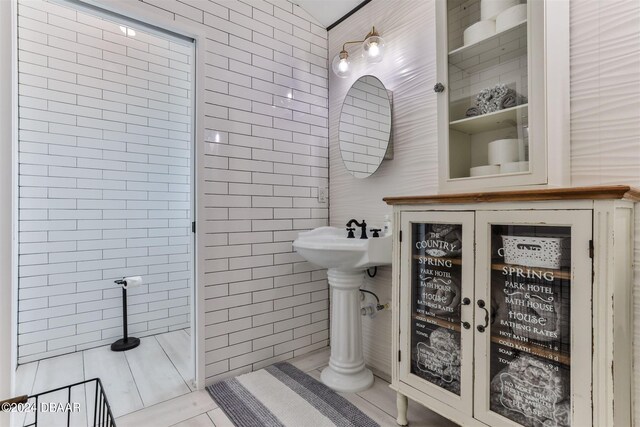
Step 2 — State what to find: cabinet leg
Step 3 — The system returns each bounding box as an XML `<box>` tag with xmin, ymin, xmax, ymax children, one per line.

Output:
<box><xmin>396</xmin><ymin>392</ymin><xmax>408</xmax><ymax>426</ymax></box>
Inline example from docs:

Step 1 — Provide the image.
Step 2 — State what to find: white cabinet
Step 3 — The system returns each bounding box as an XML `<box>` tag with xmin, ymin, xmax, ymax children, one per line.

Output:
<box><xmin>436</xmin><ymin>0</ymin><xmax>569</xmax><ymax>192</ymax></box>
<box><xmin>385</xmin><ymin>186</ymin><xmax>637</xmax><ymax>427</ymax></box>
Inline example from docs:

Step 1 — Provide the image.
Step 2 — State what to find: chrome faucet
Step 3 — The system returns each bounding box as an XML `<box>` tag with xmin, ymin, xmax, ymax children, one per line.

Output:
<box><xmin>346</xmin><ymin>219</ymin><xmax>367</xmax><ymax>239</ymax></box>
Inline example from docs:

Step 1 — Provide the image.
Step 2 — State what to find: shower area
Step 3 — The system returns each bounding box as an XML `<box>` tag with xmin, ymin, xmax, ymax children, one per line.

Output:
<box><xmin>14</xmin><ymin>0</ymin><xmax>195</xmax><ymax>416</ymax></box>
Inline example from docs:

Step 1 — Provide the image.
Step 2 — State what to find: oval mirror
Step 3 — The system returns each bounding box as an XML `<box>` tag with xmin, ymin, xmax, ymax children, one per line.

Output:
<box><xmin>339</xmin><ymin>75</ymin><xmax>392</xmax><ymax>178</ymax></box>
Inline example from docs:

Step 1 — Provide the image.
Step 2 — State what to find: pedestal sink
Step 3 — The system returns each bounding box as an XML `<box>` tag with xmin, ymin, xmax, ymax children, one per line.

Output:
<box><xmin>293</xmin><ymin>226</ymin><xmax>392</xmax><ymax>393</ymax></box>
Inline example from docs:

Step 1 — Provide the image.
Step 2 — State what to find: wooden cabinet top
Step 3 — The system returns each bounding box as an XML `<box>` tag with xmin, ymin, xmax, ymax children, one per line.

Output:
<box><xmin>383</xmin><ymin>185</ymin><xmax>640</xmax><ymax>205</ymax></box>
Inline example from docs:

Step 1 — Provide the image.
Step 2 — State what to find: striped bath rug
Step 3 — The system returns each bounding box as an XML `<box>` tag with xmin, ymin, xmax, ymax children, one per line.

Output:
<box><xmin>206</xmin><ymin>362</ymin><xmax>379</xmax><ymax>427</ymax></box>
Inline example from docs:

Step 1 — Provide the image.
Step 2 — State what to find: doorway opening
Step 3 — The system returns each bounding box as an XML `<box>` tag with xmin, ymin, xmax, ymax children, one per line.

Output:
<box><xmin>14</xmin><ymin>0</ymin><xmax>196</xmax><ymax>415</ymax></box>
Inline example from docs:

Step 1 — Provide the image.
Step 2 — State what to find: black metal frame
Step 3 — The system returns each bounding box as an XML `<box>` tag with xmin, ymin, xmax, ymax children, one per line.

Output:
<box><xmin>23</xmin><ymin>378</ymin><xmax>116</xmax><ymax>427</ymax></box>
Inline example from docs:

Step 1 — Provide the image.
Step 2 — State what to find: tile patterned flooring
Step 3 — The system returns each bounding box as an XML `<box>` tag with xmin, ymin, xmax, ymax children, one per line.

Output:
<box><xmin>12</xmin><ymin>336</ymin><xmax>456</xmax><ymax>426</ymax></box>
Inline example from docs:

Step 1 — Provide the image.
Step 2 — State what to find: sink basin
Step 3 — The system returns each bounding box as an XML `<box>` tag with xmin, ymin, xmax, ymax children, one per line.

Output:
<box><xmin>293</xmin><ymin>226</ymin><xmax>392</xmax><ymax>393</ymax></box>
<box><xmin>292</xmin><ymin>226</ymin><xmax>392</xmax><ymax>271</ymax></box>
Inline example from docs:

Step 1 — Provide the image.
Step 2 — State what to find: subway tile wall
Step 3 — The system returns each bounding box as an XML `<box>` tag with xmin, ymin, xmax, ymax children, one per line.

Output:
<box><xmin>17</xmin><ymin>0</ymin><xmax>194</xmax><ymax>363</ymax></box>
<box><xmin>108</xmin><ymin>0</ymin><xmax>329</xmax><ymax>383</ymax></box>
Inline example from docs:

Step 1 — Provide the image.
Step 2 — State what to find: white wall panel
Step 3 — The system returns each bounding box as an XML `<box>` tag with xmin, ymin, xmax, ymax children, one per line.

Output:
<box><xmin>329</xmin><ymin>0</ymin><xmax>640</xmax><ymax>419</ymax></box>
<box><xmin>569</xmin><ymin>0</ymin><xmax>640</xmax><ymax>422</ymax></box>
<box><xmin>329</xmin><ymin>0</ymin><xmax>437</xmax><ymax>378</ymax></box>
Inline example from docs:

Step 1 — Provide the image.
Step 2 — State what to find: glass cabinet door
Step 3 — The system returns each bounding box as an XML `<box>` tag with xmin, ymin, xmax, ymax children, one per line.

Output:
<box><xmin>399</xmin><ymin>211</ymin><xmax>475</xmax><ymax>415</ymax></box>
<box><xmin>474</xmin><ymin>210</ymin><xmax>593</xmax><ymax>427</ymax></box>
<box><xmin>437</xmin><ymin>0</ymin><xmax>547</xmax><ymax>189</ymax></box>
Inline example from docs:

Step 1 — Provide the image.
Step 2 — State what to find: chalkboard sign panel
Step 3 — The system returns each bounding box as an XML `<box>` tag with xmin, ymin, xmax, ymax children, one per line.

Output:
<box><xmin>488</xmin><ymin>225</ymin><xmax>571</xmax><ymax>427</ymax></box>
<box><xmin>410</xmin><ymin>223</ymin><xmax>463</xmax><ymax>395</ymax></box>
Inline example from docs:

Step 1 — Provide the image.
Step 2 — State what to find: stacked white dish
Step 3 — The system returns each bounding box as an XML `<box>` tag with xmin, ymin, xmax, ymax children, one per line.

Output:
<box><xmin>461</xmin><ymin>0</ymin><xmax>525</xmax><ymax>47</ymax></box>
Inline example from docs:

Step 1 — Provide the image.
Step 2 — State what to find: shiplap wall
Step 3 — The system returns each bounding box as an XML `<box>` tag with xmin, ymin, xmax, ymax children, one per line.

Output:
<box><xmin>329</xmin><ymin>0</ymin><xmax>640</xmax><ymax>418</ymax></box>
<box><xmin>17</xmin><ymin>0</ymin><xmax>193</xmax><ymax>363</ymax></box>
<box><xmin>124</xmin><ymin>0</ymin><xmax>330</xmax><ymax>383</ymax></box>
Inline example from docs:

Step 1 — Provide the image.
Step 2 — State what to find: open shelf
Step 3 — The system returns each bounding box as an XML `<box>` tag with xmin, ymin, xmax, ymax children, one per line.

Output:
<box><xmin>449</xmin><ymin>104</ymin><xmax>527</xmax><ymax>135</ymax></box>
<box><xmin>449</xmin><ymin>20</ymin><xmax>527</xmax><ymax>74</ymax></box>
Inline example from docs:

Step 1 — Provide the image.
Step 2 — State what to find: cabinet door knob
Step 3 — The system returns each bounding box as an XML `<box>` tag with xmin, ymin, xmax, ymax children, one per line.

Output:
<box><xmin>477</xmin><ymin>299</ymin><xmax>489</xmax><ymax>333</ymax></box>
<box><xmin>434</xmin><ymin>83</ymin><xmax>445</xmax><ymax>93</ymax></box>
<box><xmin>462</xmin><ymin>321</ymin><xmax>471</xmax><ymax>330</ymax></box>
<box><xmin>462</xmin><ymin>297</ymin><xmax>471</xmax><ymax>305</ymax></box>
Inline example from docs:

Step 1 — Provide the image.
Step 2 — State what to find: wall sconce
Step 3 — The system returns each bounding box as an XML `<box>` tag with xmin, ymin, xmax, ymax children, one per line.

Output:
<box><xmin>331</xmin><ymin>26</ymin><xmax>385</xmax><ymax>78</ymax></box>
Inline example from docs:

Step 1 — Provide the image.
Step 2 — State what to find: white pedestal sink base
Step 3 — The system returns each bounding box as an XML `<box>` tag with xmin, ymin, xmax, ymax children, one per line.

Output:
<box><xmin>321</xmin><ymin>268</ymin><xmax>374</xmax><ymax>393</ymax></box>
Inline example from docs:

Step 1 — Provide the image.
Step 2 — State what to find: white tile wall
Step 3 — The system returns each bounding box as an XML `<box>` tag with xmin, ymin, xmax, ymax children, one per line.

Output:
<box><xmin>17</xmin><ymin>0</ymin><xmax>193</xmax><ymax>363</ymax></box>
<box><xmin>119</xmin><ymin>0</ymin><xmax>330</xmax><ymax>383</ymax></box>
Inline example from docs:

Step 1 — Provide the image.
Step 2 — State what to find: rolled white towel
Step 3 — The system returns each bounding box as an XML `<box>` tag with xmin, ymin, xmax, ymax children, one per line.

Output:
<box><xmin>463</xmin><ymin>20</ymin><xmax>496</xmax><ymax>46</ymax></box>
<box><xmin>481</xmin><ymin>0</ymin><xmax>519</xmax><ymax>21</ymax></box>
<box><xmin>496</xmin><ymin>4</ymin><xmax>527</xmax><ymax>32</ymax></box>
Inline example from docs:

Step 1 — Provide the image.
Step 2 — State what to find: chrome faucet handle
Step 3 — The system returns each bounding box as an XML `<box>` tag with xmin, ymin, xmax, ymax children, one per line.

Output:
<box><xmin>346</xmin><ymin>227</ymin><xmax>356</xmax><ymax>239</ymax></box>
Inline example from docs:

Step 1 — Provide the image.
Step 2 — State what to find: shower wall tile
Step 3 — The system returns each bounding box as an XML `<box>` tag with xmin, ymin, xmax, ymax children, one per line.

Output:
<box><xmin>16</xmin><ymin>0</ymin><xmax>193</xmax><ymax>363</ymax></box>
<box><xmin>126</xmin><ymin>0</ymin><xmax>330</xmax><ymax>384</ymax></box>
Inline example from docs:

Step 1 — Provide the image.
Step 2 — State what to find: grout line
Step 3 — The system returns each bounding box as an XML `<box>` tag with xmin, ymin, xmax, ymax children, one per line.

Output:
<box><xmin>154</xmin><ymin>332</ymin><xmax>192</xmax><ymax>389</ymax></box>
<box><xmin>15</xmin><ymin>361</ymin><xmax>40</xmax><ymax>427</ymax></box>
<box><xmin>168</xmin><ymin>413</ymin><xmax>210</xmax><ymax>427</ymax></box>
<box><xmin>122</xmin><ymin>341</ymin><xmax>145</xmax><ymax>413</ymax></box>
<box><xmin>27</xmin><ymin>360</ymin><xmax>40</xmax><ymax>396</ymax></box>
<box><xmin>207</xmin><ymin>410</ymin><xmax>218</xmax><ymax>427</ymax></box>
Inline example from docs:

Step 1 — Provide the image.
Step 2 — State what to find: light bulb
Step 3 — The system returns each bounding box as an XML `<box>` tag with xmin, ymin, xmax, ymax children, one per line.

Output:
<box><xmin>338</xmin><ymin>59</ymin><xmax>349</xmax><ymax>73</ymax></box>
<box><xmin>332</xmin><ymin>51</ymin><xmax>351</xmax><ymax>78</ymax></box>
<box><xmin>368</xmin><ymin>42</ymin><xmax>379</xmax><ymax>58</ymax></box>
<box><xmin>363</xmin><ymin>35</ymin><xmax>385</xmax><ymax>64</ymax></box>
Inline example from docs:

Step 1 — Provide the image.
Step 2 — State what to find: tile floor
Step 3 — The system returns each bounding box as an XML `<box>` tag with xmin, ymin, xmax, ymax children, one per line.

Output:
<box><xmin>12</xmin><ymin>339</ymin><xmax>456</xmax><ymax>427</ymax></box>
<box><xmin>12</xmin><ymin>329</ymin><xmax>193</xmax><ymax>425</ymax></box>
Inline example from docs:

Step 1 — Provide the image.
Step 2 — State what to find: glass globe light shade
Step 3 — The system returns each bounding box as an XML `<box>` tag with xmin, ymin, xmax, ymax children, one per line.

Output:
<box><xmin>363</xmin><ymin>35</ymin><xmax>384</xmax><ymax>64</ymax></box>
<box><xmin>332</xmin><ymin>51</ymin><xmax>351</xmax><ymax>78</ymax></box>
